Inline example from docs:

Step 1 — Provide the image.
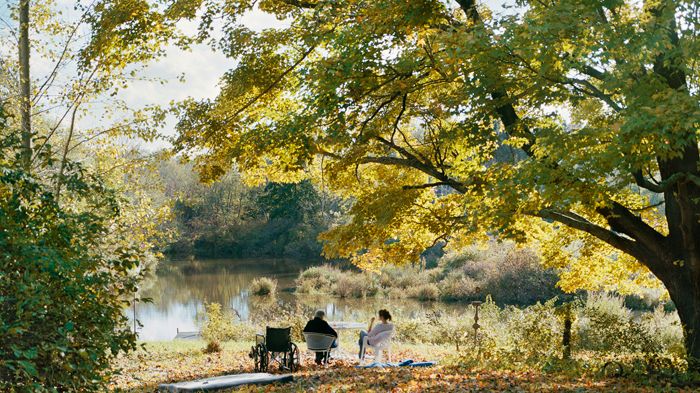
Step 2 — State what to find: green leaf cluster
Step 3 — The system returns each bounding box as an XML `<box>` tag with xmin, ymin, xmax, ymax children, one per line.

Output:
<box><xmin>0</xmin><ymin>129</ymin><xmax>142</xmax><ymax>392</ymax></box>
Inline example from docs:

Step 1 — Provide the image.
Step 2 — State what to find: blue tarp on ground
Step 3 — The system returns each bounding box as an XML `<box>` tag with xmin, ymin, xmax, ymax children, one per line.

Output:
<box><xmin>356</xmin><ymin>359</ymin><xmax>437</xmax><ymax>368</ymax></box>
<box><xmin>158</xmin><ymin>373</ymin><xmax>293</xmax><ymax>392</ymax></box>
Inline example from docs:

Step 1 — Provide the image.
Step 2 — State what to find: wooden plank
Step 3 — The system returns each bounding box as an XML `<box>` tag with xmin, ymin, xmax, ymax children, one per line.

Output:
<box><xmin>174</xmin><ymin>331</ymin><xmax>201</xmax><ymax>340</ymax></box>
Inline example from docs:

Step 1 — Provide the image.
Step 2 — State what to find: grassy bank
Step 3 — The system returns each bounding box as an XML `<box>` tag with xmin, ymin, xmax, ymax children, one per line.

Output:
<box><xmin>109</xmin><ymin>338</ymin><xmax>451</xmax><ymax>392</ymax></box>
<box><xmin>110</xmin><ymin>338</ymin><xmax>697</xmax><ymax>392</ymax></box>
<box><xmin>109</xmin><ymin>290</ymin><xmax>698</xmax><ymax>391</ymax></box>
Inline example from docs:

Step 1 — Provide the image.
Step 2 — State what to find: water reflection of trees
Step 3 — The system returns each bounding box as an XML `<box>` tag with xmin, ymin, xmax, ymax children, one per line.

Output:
<box><xmin>139</xmin><ymin>258</ymin><xmax>310</xmax><ymax>312</ymax></box>
<box><xmin>134</xmin><ymin>258</ymin><xmax>473</xmax><ymax>340</ymax></box>
<box><xmin>156</xmin><ymin>258</ymin><xmax>314</xmax><ymax>276</ymax></box>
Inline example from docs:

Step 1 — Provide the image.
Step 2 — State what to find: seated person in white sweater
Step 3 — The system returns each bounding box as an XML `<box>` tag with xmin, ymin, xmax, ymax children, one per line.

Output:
<box><xmin>358</xmin><ymin>309</ymin><xmax>394</xmax><ymax>359</ymax></box>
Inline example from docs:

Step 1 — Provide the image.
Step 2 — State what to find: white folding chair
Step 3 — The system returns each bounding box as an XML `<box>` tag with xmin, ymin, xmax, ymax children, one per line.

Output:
<box><xmin>360</xmin><ymin>330</ymin><xmax>393</xmax><ymax>364</ymax></box>
<box><xmin>303</xmin><ymin>332</ymin><xmax>336</xmax><ymax>365</ymax></box>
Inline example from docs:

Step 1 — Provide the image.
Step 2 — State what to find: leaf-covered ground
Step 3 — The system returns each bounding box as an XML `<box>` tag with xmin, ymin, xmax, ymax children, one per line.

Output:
<box><xmin>110</xmin><ymin>341</ymin><xmax>696</xmax><ymax>392</ymax></box>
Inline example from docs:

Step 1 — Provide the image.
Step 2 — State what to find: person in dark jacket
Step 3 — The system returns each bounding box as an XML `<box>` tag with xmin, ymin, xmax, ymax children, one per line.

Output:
<box><xmin>303</xmin><ymin>310</ymin><xmax>338</xmax><ymax>364</ymax></box>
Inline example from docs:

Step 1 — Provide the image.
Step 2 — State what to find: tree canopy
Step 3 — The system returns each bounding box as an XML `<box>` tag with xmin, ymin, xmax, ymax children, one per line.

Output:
<box><xmin>171</xmin><ymin>0</ymin><xmax>700</xmax><ymax>361</ymax></box>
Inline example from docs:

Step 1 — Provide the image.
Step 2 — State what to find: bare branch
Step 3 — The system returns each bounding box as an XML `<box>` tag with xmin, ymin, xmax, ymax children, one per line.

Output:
<box><xmin>31</xmin><ymin>65</ymin><xmax>99</xmax><ymax>163</ymax></box>
<box><xmin>358</xmin><ymin>92</ymin><xmax>400</xmax><ymax>139</ymax></box>
<box><xmin>0</xmin><ymin>16</ymin><xmax>17</xmax><ymax>40</ymax></box>
<box><xmin>56</xmin><ymin>101</ymin><xmax>81</xmax><ymax>199</ymax></box>
<box><xmin>33</xmin><ymin>8</ymin><xmax>90</xmax><ymax>105</ymax></box>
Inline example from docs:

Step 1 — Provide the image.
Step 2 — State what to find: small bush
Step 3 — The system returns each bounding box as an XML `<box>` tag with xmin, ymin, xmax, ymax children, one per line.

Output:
<box><xmin>439</xmin><ymin>249</ymin><xmax>478</xmax><ymax>272</ymax></box>
<box><xmin>476</xmin><ymin>245</ymin><xmax>563</xmax><ymax>305</ymax></box>
<box><xmin>333</xmin><ymin>275</ymin><xmax>359</xmax><ymax>298</ymax></box>
<box><xmin>297</xmin><ymin>279</ymin><xmax>319</xmax><ymax>294</ymax></box>
<box><xmin>385</xmin><ymin>287</ymin><xmax>405</xmax><ymax>299</ymax></box>
<box><xmin>572</xmin><ymin>291</ymin><xmax>683</xmax><ymax>371</ymax></box>
<box><xmin>332</xmin><ymin>273</ymin><xmax>378</xmax><ymax>298</ymax></box>
<box><xmin>396</xmin><ymin>271</ymin><xmax>424</xmax><ymax>289</ymax></box>
<box><xmin>363</xmin><ymin>276</ymin><xmax>380</xmax><ymax>297</ymax></box>
<box><xmin>641</xmin><ymin>305</ymin><xmax>684</xmax><ymax>356</ymax></box>
<box><xmin>203</xmin><ymin>341</ymin><xmax>222</xmax><ymax>354</ymax></box>
<box><xmin>295</xmin><ymin>265</ymin><xmax>341</xmax><ymax>293</ymax></box>
<box><xmin>394</xmin><ymin>318</ymin><xmax>434</xmax><ymax>344</ymax></box>
<box><xmin>438</xmin><ymin>273</ymin><xmax>480</xmax><ymax>301</ymax></box>
<box><xmin>409</xmin><ymin>283</ymin><xmax>440</xmax><ymax>301</ymax></box>
<box><xmin>294</xmin><ymin>242</ymin><xmax>564</xmax><ymax>307</ymax></box>
<box><xmin>250</xmin><ymin>277</ymin><xmax>277</xmax><ymax>296</ymax></box>
<box><xmin>424</xmin><ymin>268</ymin><xmax>443</xmax><ymax>283</ymax></box>
<box><xmin>426</xmin><ymin>310</ymin><xmax>474</xmax><ymax>351</ymax></box>
<box><xmin>505</xmin><ymin>299</ymin><xmax>562</xmax><ymax>365</ymax></box>
<box><xmin>201</xmin><ymin>303</ymin><xmax>236</xmax><ymax>352</ymax></box>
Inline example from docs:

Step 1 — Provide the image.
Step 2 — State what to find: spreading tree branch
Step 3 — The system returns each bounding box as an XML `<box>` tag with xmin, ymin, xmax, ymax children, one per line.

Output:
<box><xmin>538</xmin><ymin>209</ymin><xmax>647</xmax><ymax>261</ymax></box>
<box><xmin>402</xmin><ymin>182</ymin><xmax>449</xmax><ymax>190</ymax></box>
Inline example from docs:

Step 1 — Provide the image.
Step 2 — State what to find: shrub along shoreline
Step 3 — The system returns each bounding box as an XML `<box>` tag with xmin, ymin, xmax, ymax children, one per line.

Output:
<box><xmin>295</xmin><ymin>244</ymin><xmax>566</xmax><ymax>305</ymax></box>
<box><xmin>189</xmin><ymin>291</ymin><xmax>685</xmax><ymax>382</ymax></box>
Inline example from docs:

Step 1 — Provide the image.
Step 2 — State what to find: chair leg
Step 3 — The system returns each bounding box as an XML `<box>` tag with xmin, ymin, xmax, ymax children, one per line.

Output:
<box><xmin>360</xmin><ymin>337</ymin><xmax>367</xmax><ymax>361</ymax></box>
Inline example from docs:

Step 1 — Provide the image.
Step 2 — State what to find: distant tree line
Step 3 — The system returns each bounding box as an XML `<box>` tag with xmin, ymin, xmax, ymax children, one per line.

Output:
<box><xmin>159</xmin><ymin>160</ymin><xmax>340</xmax><ymax>259</ymax></box>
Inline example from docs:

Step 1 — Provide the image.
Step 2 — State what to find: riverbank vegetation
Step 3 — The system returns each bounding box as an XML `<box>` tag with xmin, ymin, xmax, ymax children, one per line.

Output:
<box><xmin>111</xmin><ymin>293</ymin><xmax>693</xmax><ymax>391</ymax></box>
<box><xmin>296</xmin><ymin>243</ymin><xmax>566</xmax><ymax>305</ymax></box>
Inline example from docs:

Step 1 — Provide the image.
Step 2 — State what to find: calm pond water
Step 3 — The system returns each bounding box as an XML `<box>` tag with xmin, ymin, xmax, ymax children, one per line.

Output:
<box><xmin>130</xmin><ymin>258</ymin><xmax>468</xmax><ymax>341</ymax></box>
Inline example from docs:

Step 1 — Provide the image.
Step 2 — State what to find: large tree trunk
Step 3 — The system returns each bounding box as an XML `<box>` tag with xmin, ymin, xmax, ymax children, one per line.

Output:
<box><xmin>676</xmin><ymin>298</ymin><xmax>700</xmax><ymax>368</ymax></box>
<box><xmin>658</xmin><ymin>148</ymin><xmax>700</xmax><ymax>368</ymax></box>
<box><xmin>664</xmin><ymin>261</ymin><xmax>700</xmax><ymax>369</ymax></box>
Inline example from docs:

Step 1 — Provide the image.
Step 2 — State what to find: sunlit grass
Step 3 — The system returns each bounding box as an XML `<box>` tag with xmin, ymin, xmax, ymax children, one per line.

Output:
<box><xmin>111</xmin><ymin>339</ymin><xmax>696</xmax><ymax>392</ymax></box>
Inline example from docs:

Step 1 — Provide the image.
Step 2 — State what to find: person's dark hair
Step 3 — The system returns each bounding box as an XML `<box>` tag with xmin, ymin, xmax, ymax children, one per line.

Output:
<box><xmin>378</xmin><ymin>309</ymin><xmax>392</xmax><ymax>321</ymax></box>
